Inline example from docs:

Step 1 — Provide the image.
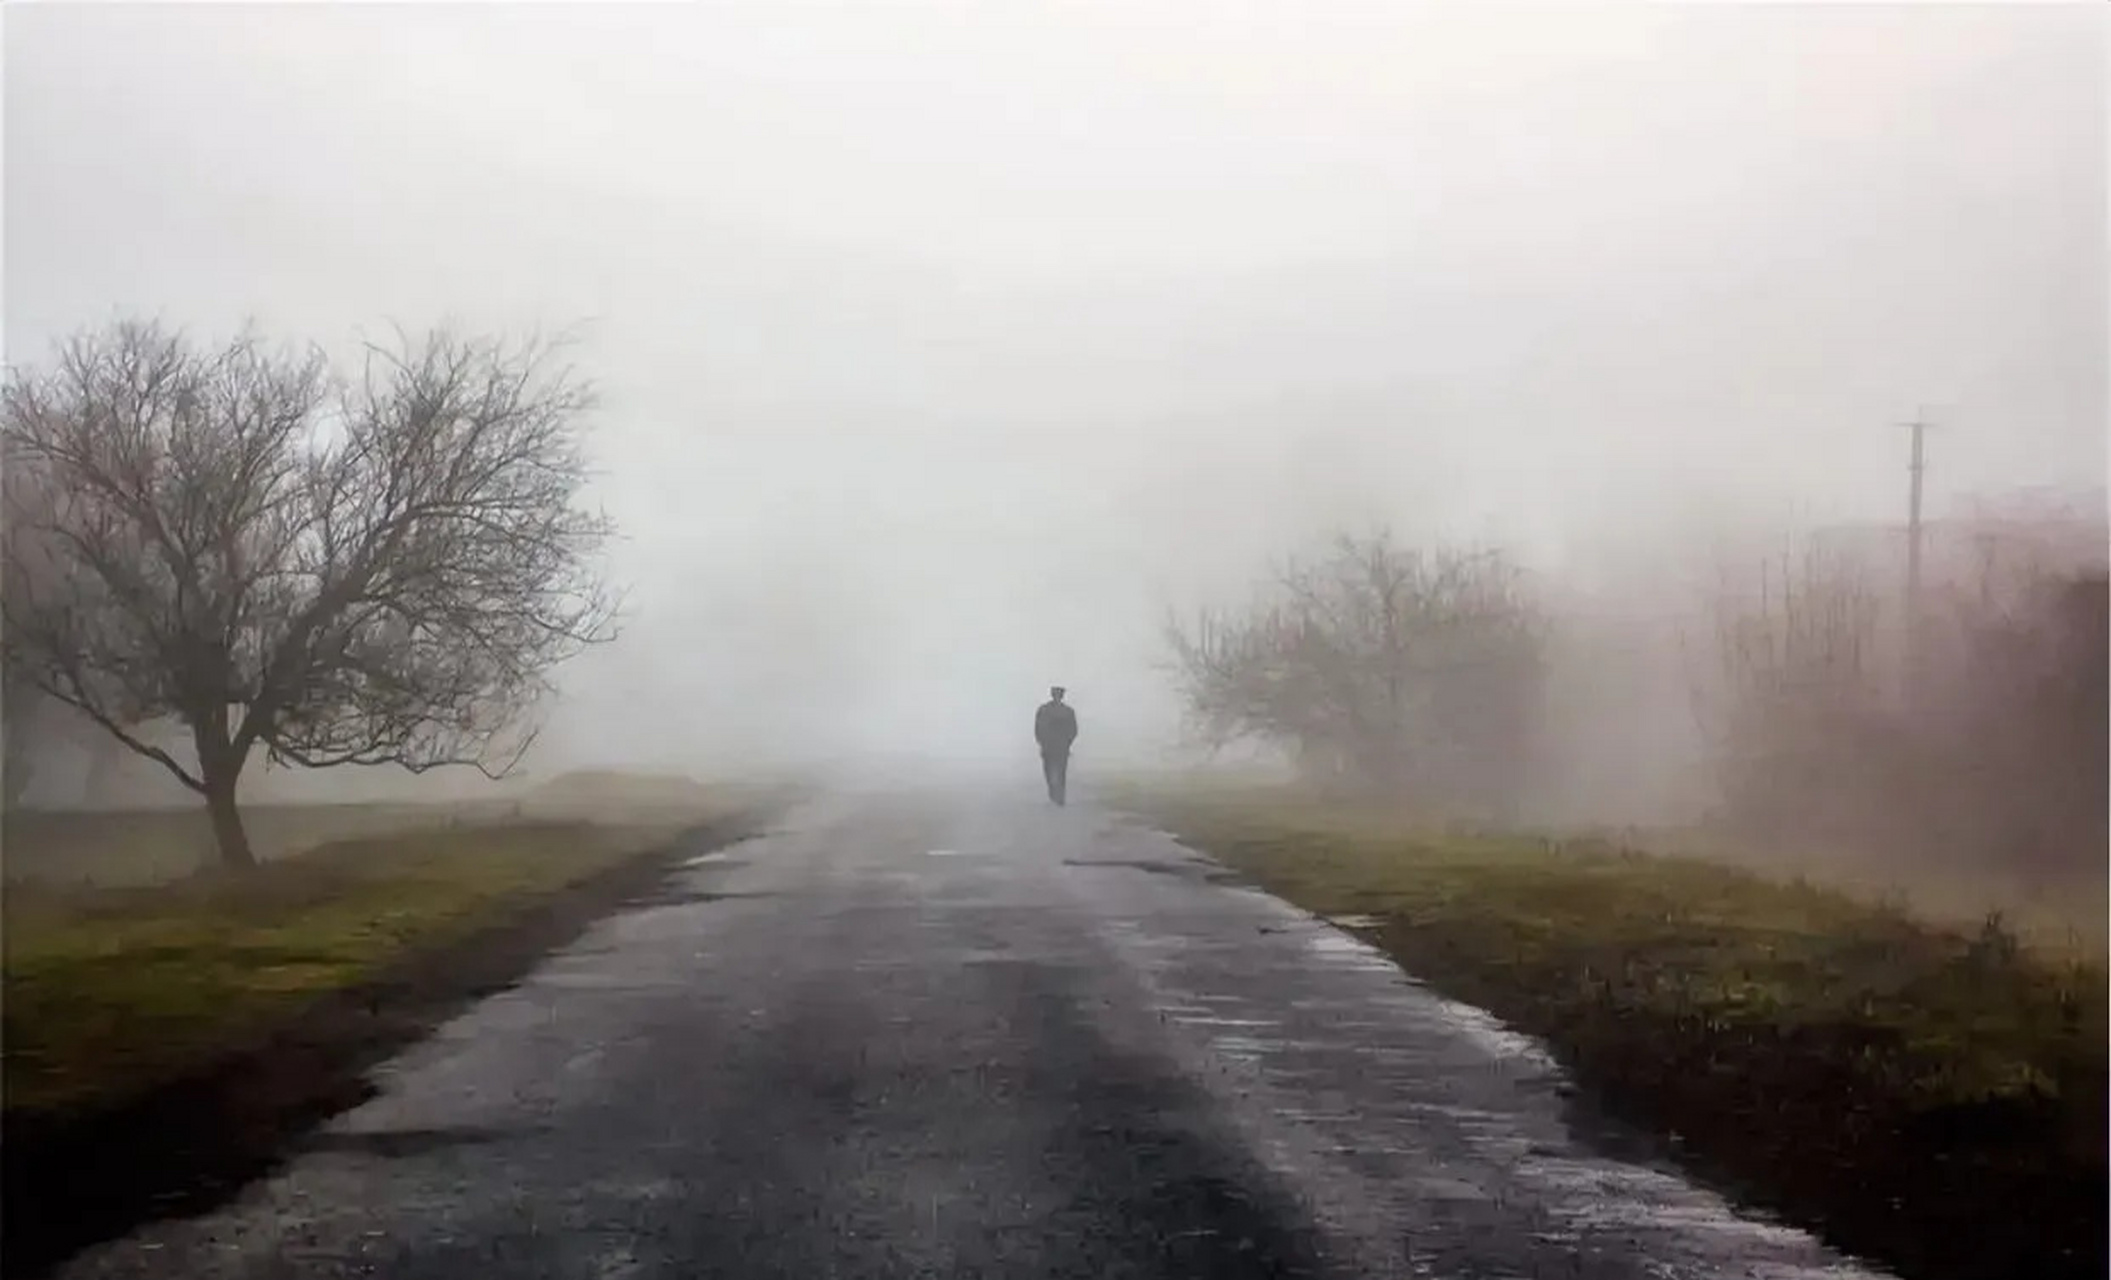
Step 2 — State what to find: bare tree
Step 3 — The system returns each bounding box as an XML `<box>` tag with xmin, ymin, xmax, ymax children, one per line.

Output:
<box><xmin>1164</xmin><ymin>530</ymin><xmax>1545</xmax><ymax>814</ymax></box>
<box><xmin>1</xmin><ymin>320</ymin><xmax>617</xmax><ymax>867</ymax></box>
<box><xmin>1687</xmin><ymin>540</ymin><xmax>1888</xmax><ymax>848</ymax></box>
<box><xmin>1686</xmin><ymin>514</ymin><xmax>2108</xmax><ymax>877</ymax></box>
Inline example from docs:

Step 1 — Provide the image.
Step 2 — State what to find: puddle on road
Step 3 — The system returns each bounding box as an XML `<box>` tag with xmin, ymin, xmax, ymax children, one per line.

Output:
<box><xmin>624</xmin><ymin>888</ymin><xmax>779</xmax><ymax>910</ymax></box>
<box><xmin>1325</xmin><ymin>914</ymin><xmax>1385</xmax><ymax>930</ymax></box>
<box><xmin>1305</xmin><ymin>931</ymin><xmax>1396</xmax><ymax>965</ymax></box>
<box><xmin>1062</xmin><ymin>856</ymin><xmax>1245</xmax><ymax>884</ymax></box>
<box><xmin>1417</xmin><ymin>994</ymin><xmax>1562</xmax><ymax>1072</ymax></box>
<box><xmin>1171</xmin><ymin>1015</ymin><xmax>1280</xmax><ymax>1029</ymax></box>
<box><xmin>1063</xmin><ymin>857</ymin><xmax>1187</xmax><ymax>875</ymax></box>
<box><xmin>302</xmin><ymin>1125</ymin><xmax>517</xmax><ymax>1159</ymax></box>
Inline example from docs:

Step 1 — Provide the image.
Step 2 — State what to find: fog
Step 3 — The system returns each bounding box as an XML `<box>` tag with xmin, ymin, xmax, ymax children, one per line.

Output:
<box><xmin>6</xmin><ymin>4</ymin><xmax>2103</xmax><ymax>804</ymax></box>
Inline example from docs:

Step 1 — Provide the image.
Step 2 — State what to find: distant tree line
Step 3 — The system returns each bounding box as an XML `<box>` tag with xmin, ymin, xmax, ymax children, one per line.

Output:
<box><xmin>1166</xmin><ymin>517</ymin><xmax>2106</xmax><ymax>882</ymax></box>
<box><xmin>1693</xmin><ymin>532</ymin><xmax>2106</xmax><ymax>879</ymax></box>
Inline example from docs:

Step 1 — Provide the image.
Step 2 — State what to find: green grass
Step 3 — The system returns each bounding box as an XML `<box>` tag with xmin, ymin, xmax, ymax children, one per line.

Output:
<box><xmin>2</xmin><ymin>810</ymin><xmax>716</xmax><ymax>1119</ymax></box>
<box><xmin>1112</xmin><ymin>780</ymin><xmax>2107</xmax><ymax>1280</ymax></box>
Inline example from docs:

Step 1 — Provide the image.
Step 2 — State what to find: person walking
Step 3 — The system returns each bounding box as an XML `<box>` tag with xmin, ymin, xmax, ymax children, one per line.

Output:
<box><xmin>1033</xmin><ymin>686</ymin><xmax>1078</xmax><ymax>806</ymax></box>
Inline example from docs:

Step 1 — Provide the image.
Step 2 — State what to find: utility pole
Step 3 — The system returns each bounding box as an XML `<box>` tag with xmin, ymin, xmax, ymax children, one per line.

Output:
<box><xmin>1900</xmin><ymin>413</ymin><xmax>1931</xmax><ymax>704</ymax></box>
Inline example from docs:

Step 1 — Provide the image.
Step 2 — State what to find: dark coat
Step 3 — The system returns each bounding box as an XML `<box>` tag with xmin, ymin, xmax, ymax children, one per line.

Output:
<box><xmin>1034</xmin><ymin>700</ymin><xmax>1078</xmax><ymax>754</ymax></box>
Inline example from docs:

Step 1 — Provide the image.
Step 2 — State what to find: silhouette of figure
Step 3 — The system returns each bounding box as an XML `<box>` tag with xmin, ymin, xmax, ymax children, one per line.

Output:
<box><xmin>1034</xmin><ymin>686</ymin><xmax>1078</xmax><ymax>806</ymax></box>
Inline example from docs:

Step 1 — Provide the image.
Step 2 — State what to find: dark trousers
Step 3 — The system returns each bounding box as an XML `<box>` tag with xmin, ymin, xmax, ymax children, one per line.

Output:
<box><xmin>1040</xmin><ymin>748</ymin><xmax>1070</xmax><ymax>805</ymax></box>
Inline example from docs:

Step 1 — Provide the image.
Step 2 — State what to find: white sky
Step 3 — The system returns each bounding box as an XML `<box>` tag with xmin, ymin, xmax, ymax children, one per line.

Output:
<box><xmin>6</xmin><ymin>2</ymin><xmax>2104</xmax><ymax>776</ymax></box>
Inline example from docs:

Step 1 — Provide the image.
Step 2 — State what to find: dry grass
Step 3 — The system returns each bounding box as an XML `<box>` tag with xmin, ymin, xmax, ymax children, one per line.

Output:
<box><xmin>1617</xmin><ymin>825</ymin><xmax>2109</xmax><ymax>963</ymax></box>
<box><xmin>1113</xmin><ymin>779</ymin><xmax>2107</xmax><ymax>1280</ymax></box>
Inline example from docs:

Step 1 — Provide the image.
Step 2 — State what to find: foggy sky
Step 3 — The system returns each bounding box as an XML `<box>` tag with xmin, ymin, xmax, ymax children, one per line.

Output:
<box><xmin>6</xmin><ymin>3</ymin><xmax>2104</xmax><ymax>779</ymax></box>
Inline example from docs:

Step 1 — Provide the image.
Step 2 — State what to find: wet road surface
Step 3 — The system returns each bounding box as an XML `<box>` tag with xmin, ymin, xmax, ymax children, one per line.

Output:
<box><xmin>57</xmin><ymin>791</ymin><xmax>1891</xmax><ymax>1279</ymax></box>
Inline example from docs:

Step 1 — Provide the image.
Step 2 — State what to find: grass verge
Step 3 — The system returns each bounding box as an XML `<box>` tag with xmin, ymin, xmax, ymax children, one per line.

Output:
<box><xmin>1112</xmin><ymin>782</ymin><xmax>2107</xmax><ymax>1280</ymax></box>
<box><xmin>2</xmin><ymin>798</ymin><xmax>780</xmax><ymax>1278</ymax></box>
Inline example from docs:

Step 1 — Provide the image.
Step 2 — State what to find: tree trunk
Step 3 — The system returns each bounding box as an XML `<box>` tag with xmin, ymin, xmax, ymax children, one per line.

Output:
<box><xmin>192</xmin><ymin>713</ymin><xmax>257</xmax><ymax>870</ymax></box>
<box><xmin>204</xmin><ymin>775</ymin><xmax>256</xmax><ymax>869</ymax></box>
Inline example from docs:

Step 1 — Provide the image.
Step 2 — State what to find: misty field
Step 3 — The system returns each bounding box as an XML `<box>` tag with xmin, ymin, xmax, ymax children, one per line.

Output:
<box><xmin>1622</xmin><ymin>822</ymin><xmax>2108</xmax><ymax>962</ymax></box>
<box><xmin>1</xmin><ymin>773</ymin><xmax>760</xmax><ymax>1119</ymax></box>
<box><xmin>4</xmin><ymin>803</ymin><xmax>503</xmax><ymax>889</ymax></box>
<box><xmin>1117</xmin><ymin>781</ymin><xmax>2106</xmax><ymax>1280</ymax></box>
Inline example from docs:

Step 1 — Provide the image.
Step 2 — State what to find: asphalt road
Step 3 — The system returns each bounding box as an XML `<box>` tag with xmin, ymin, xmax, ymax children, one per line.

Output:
<box><xmin>57</xmin><ymin>790</ymin><xmax>1891</xmax><ymax>1279</ymax></box>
